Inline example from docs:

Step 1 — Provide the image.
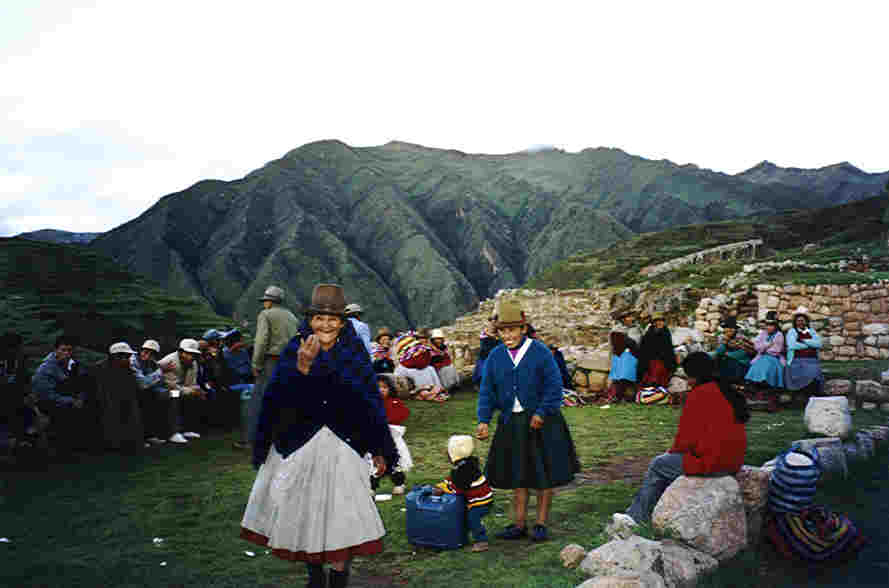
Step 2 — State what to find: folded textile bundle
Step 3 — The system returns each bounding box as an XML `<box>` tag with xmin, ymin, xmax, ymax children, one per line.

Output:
<box><xmin>635</xmin><ymin>386</ymin><xmax>671</xmax><ymax>405</ymax></box>
<box><xmin>766</xmin><ymin>505</ymin><xmax>867</xmax><ymax>561</ymax></box>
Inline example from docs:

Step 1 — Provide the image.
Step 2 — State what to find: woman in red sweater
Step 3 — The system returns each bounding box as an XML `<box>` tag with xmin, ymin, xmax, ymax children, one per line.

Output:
<box><xmin>617</xmin><ymin>352</ymin><xmax>749</xmax><ymax>525</ymax></box>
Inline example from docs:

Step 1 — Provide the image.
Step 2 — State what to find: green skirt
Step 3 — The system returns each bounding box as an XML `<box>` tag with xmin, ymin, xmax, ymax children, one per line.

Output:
<box><xmin>485</xmin><ymin>411</ymin><xmax>580</xmax><ymax>490</ymax></box>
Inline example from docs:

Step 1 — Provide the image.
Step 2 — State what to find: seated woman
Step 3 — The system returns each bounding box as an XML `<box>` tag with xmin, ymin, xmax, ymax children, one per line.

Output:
<box><xmin>712</xmin><ymin>317</ymin><xmax>755</xmax><ymax>384</ymax></box>
<box><xmin>637</xmin><ymin>312</ymin><xmax>677</xmax><ymax>387</ymax></box>
<box><xmin>606</xmin><ymin>325</ymin><xmax>637</xmax><ymax>403</ymax></box>
<box><xmin>392</xmin><ymin>333</ymin><xmax>448</xmax><ymax>402</ymax></box>
<box><xmin>429</xmin><ymin>328</ymin><xmax>459</xmax><ymax>390</ymax></box>
<box><xmin>744</xmin><ymin>311</ymin><xmax>785</xmax><ymax>412</ymax></box>
<box><xmin>784</xmin><ymin>306</ymin><xmax>824</xmax><ymax>397</ymax></box>
<box><xmin>614</xmin><ymin>352</ymin><xmax>748</xmax><ymax>526</ymax></box>
<box><xmin>370</xmin><ymin>327</ymin><xmax>395</xmax><ymax>374</ymax></box>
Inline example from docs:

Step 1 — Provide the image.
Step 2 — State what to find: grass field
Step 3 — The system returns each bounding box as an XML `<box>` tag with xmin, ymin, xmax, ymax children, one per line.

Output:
<box><xmin>2</xmin><ymin>388</ymin><xmax>886</xmax><ymax>588</ymax></box>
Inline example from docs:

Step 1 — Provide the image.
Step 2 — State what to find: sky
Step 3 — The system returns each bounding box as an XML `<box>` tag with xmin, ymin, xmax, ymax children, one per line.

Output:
<box><xmin>2</xmin><ymin>1</ymin><xmax>887</xmax><ymax>237</ymax></box>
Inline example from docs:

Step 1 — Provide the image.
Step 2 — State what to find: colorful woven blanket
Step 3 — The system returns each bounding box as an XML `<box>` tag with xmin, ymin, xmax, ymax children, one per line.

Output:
<box><xmin>766</xmin><ymin>505</ymin><xmax>867</xmax><ymax>561</ymax></box>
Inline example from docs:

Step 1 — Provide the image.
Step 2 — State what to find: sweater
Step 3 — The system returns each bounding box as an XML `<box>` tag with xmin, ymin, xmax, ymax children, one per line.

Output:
<box><xmin>435</xmin><ymin>456</ymin><xmax>494</xmax><ymax>510</ymax></box>
<box><xmin>785</xmin><ymin>327</ymin><xmax>822</xmax><ymax>365</ymax></box>
<box><xmin>384</xmin><ymin>396</ymin><xmax>410</xmax><ymax>426</ymax></box>
<box><xmin>253</xmin><ymin>319</ymin><xmax>398</xmax><ymax>469</ymax></box>
<box><xmin>477</xmin><ymin>337</ymin><xmax>563</xmax><ymax>425</ymax></box>
<box><xmin>669</xmin><ymin>381</ymin><xmax>747</xmax><ymax>475</ymax></box>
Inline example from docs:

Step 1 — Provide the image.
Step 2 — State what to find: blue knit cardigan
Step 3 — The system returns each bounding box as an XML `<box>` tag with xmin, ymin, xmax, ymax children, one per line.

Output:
<box><xmin>253</xmin><ymin>319</ymin><xmax>398</xmax><ymax>469</ymax></box>
<box><xmin>477</xmin><ymin>338</ymin><xmax>564</xmax><ymax>425</ymax></box>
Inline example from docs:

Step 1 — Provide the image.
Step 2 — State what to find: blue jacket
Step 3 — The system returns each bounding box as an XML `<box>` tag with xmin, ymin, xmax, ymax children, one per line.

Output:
<box><xmin>223</xmin><ymin>346</ymin><xmax>252</xmax><ymax>385</ymax></box>
<box><xmin>349</xmin><ymin>318</ymin><xmax>373</xmax><ymax>357</ymax></box>
<box><xmin>785</xmin><ymin>327</ymin><xmax>822</xmax><ymax>365</ymax></box>
<box><xmin>32</xmin><ymin>352</ymin><xmax>81</xmax><ymax>408</ymax></box>
<box><xmin>253</xmin><ymin>319</ymin><xmax>397</xmax><ymax>469</ymax></box>
<box><xmin>477</xmin><ymin>338</ymin><xmax>564</xmax><ymax>425</ymax></box>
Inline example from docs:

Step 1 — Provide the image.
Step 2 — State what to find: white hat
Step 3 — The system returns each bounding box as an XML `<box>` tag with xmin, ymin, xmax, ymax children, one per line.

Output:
<box><xmin>345</xmin><ymin>303</ymin><xmax>362</xmax><ymax>315</ymax></box>
<box><xmin>141</xmin><ymin>339</ymin><xmax>161</xmax><ymax>353</ymax></box>
<box><xmin>447</xmin><ymin>435</ymin><xmax>474</xmax><ymax>462</ymax></box>
<box><xmin>793</xmin><ymin>306</ymin><xmax>810</xmax><ymax>317</ymax></box>
<box><xmin>109</xmin><ymin>342</ymin><xmax>136</xmax><ymax>355</ymax></box>
<box><xmin>430</xmin><ymin>328</ymin><xmax>445</xmax><ymax>340</ymax></box>
<box><xmin>178</xmin><ymin>338</ymin><xmax>201</xmax><ymax>355</ymax></box>
<box><xmin>258</xmin><ymin>285</ymin><xmax>285</xmax><ymax>302</ymax></box>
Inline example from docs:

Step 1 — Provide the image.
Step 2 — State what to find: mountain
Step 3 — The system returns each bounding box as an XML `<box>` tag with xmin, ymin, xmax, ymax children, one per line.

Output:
<box><xmin>89</xmin><ymin>140</ymin><xmax>888</xmax><ymax>330</ymax></box>
<box><xmin>16</xmin><ymin>229</ymin><xmax>102</xmax><ymax>245</ymax></box>
<box><xmin>736</xmin><ymin>160</ymin><xmax>889</xmax><ymax>205</ymax></box>
<box><xmin>0</xmin><ymin>237</ymin><xmax>236</xmax><ymax>370</ymax></box>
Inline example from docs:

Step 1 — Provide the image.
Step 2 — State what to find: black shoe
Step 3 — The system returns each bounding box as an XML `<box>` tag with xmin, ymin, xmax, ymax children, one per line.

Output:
<box><xmin>306</xmin><ymin>563</ymin><xmax>327</xmax><ymax>588</ymax></box>
<box><xmin>531</xmin><ymin>524</ymin><xmax>549</xmax><ymax>542</ymax></box>
<box><xmin>328</xmin><ymin>568</ymin><xmax>348</xmax><ymax>588</ymax></box>
<box><xmin>495</xmin><ymin>524</ymin><xmax>528</xmax><ymax>540</ymax></box>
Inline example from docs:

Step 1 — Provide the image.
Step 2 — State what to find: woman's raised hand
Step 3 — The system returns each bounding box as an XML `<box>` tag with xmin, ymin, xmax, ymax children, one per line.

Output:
<box><xmin>297</xmin><ymin>334</ymin><xmax>321</xmax><ymax>375</ymax></box>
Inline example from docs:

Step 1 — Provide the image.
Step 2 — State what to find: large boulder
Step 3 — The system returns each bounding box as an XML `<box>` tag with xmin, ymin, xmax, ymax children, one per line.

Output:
<box><xmin>823</xmin><ymin>379</ymin><xmax>852</xmax><ymax>396</ymax></box>
<box><xmin>804</xmin><ymin>396</ymin><xmax>852</xmax><ymax>439</ymax></box>
<box><xmin>651</xmin><ymin>476</ymin><xmax>747</xmax><ymax>560</ymax></box>
<box><xmin>866</xmin><ymin>425</ymin><xmax>889</xmax><ymax>446</ymax></box>
<box><xmin>577</xmin><ymin>574</ymin><xmax>666</xmax><ymax>588</ymax></box>
<box><xmin>579</xmin><ymin>535</ymin><xmax>717</xmax><ymax>588</ymax></box>
<box><xmin>792</xmin><ymin>437</ymin><xmax>848</xmax><ymax>480</ymax></box>
<box><xmin>854</xmin><ymin>380</ymin><xmax>889</xmax><ymax>409</ymax></box>
<box><xmin>733</xmin><ymin>466</ymin><xmax>770</xmax><ymax>544</ymax></box>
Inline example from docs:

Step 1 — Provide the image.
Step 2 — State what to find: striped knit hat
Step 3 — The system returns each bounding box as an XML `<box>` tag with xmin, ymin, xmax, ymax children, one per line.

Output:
<box><xmin>768</xmin><ymin>445</ymin><xmax>821</xmax><ymax>513</ymax></box>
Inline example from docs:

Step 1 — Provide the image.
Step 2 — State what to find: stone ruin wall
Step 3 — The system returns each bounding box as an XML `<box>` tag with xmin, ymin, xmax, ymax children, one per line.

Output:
<box><xmin>695</xmin><ymin>280</ymin><xmax>889</xmax><ymax>361</ymax></box>
<box><xmin>639</xmin><ymin>239</ymin><xmax>763</xmax><ymax>278</ymax></box>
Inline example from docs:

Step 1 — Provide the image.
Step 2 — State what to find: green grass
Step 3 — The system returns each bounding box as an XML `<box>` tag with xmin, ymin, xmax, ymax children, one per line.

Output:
<box><xmin>3</xmin><ymin>391</ymin><xmax>886</xmax><ymax>588</ymax></box>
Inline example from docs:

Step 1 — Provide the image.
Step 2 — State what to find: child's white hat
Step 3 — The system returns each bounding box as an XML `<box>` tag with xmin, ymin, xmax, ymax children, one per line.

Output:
<box><xmin>447</xmin><ymin>435</ymin><xmax>474</xmax><ymax>462</ymax></box>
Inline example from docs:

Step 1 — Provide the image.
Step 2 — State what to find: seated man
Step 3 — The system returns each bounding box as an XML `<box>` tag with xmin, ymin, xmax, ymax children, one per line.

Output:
<box><xmin>158</xmin><ymin>339</ymin><xmax>206</xmax><ymax>443</ymax></box>
<box><xmin>221</xmin><ymin>328</ymin><xmax>253</xmax><ymax>445</ymax></box>
<box><xmin>32</xmin><ymin>335</ymin><xmax>99</xmax><ymax>453</ymax></box>
<box><xmin>131</xmin><ymin>339</ymin><xmax>177</xmax><ymax>445</ymax></box>
<box><xmin>93</xmin><ymin>343</ymin><xmax>144</xmax><ymax>451</ymax></box>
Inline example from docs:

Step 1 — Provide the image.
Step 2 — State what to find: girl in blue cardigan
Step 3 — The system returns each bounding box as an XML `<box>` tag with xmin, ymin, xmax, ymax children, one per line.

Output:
<box><xmin>476</xmin><ymin>299</ymin><xmax>580</xmax><ymax>543</ymax></box>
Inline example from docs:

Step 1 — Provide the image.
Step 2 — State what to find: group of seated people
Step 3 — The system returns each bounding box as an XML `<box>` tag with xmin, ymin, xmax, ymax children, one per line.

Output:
<box><xmin>369</xmin><ymin>327</ymin><xmax>460</xmax><ymax>402</ymax></box>
<box><xmin>1</xmin><ymin>327</ymin><xmax>256</xmax><ymax>457</ymax></box>
<box><xmin>607</xmin><ymin>305</ymin><xmax>823</xmax><ymax>411</ymax></box>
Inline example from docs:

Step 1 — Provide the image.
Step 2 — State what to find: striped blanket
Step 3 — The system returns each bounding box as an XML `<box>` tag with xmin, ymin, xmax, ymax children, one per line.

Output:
<box><xmin>766</xmin><ymin>506</ymin><xmax>867</xmax><ymax>561</ymax></box>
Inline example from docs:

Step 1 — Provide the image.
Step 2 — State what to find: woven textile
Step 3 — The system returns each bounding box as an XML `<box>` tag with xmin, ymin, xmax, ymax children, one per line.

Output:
<box><xmin>768</xmin><ymin>446</ymin><xmax>820</xmax><ymax>514</ymax></box>
<box><xmin>635</xmin><ymin>386</ymin><xmax>670</xmax><ymax>405</ymax></box>
<box><xmin>765</xmin><ymin>506</ymin><xmax>867</xmax><ymax>561</ymax></box>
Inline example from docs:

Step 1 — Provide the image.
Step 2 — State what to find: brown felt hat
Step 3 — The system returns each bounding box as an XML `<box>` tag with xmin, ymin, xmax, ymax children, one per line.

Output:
<box><xmin>375</xmin><ymin>327</ymin><xmax>393</xmax><ymax>342</ymax></box>
<box><xmin>308</xmin><ymin>283</ymin><xmax>346</xmax><ymax>317</ymax></box>
<box><xmin>416</xmin><ymin>328</ymin><xmax>431</xmax><ymax>339</ymax></box>
<box><xmin>494</xmin><ymin>299</ymin><xmax>526</xmax><ymax>329</ymax></box>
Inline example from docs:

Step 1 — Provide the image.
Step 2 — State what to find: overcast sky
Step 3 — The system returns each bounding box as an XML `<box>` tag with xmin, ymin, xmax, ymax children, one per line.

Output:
<box><xmin>2</xmin><ymin>1</ymin><xmax>887</xmax><ymax>237</ymax></box>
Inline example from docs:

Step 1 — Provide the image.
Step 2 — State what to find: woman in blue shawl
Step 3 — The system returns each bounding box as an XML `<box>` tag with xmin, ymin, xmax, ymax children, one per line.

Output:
<box><xmin>241</xmin><ymin>284</ymin><xmax>397</xmax><ymax>588</ymax></box>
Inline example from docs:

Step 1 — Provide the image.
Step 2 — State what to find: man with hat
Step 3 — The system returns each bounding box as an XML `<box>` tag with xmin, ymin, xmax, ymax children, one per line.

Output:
<box><xmin>159</xmin><ymin>338</ymin><xmax>206</xmax><ymax>443</ymax></box>
<box><xmin>477</xmin><ymin>298</ymin><xmax>580</xmax><ymax>543</ymax></box>
<box><xmin>130</xmin><ymin>339</ymin><xmax>177</xmax><ymax>445</ymax></box>
<box><xmin>93</xmin><ymin>342</ymin><xmax>145</xmax><ymax>451</ymax></box>
<box><xmin>713</xmin><ymin>317</ymin><xmax>755</xmax><ymax>384</ymax></box>
<box><xmin>345</xmin><ymin>303</ymin><xmax>373</xmax><ymax>357</ymax></box>
<box><xmin>249</xmin><ymin>285</ymin><xmax>299</xmax><ymax>447</ymax></box>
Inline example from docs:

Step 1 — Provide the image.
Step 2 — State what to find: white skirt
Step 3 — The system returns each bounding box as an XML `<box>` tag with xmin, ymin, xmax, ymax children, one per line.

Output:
<box><xmin>241</xmin><ymin>426</ymin><xmax>386</xmax><ymax>562</ymax></box>
<box><xmin>366</xmin><ymin>424</ymin><xmax>413</xmax><ymax>473</ymax></box>
<box><xmin>394</xmin><ymin>364</ymin><xmax>442</xmax><ymax>389</ymax></box>
<box><xmin>437</xmin><ymin>365</ymin><xmax>459</xmax><ymax>390</ymax></box>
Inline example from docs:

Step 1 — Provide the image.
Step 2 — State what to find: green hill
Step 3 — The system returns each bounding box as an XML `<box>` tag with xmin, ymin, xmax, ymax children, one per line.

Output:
<box><xmin>0</xmin><ymin>237</ymin><xmax>244</xmax><ymax>370</ymax></box>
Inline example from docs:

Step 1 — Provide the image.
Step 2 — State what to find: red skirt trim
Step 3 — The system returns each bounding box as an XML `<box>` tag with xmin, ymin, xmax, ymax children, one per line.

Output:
<box><xmin>240</xmin><ymin>527</ymin><xmax>384</xmax><ymax>564</ymax></box>
<box><xmin>641</xmin><ymin>359</ymin><xmax>671</xmax><ymax>387</ymax></box>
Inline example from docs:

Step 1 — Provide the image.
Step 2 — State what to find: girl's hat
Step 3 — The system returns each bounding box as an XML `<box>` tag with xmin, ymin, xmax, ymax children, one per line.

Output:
<box><xmin>764</xmin><ymin>310</ymin><xmax>779</xmax><ymax>325</ymax></box>
<box><xmin>447</xmin><ymin>435</ymin><xmax>474</xmax><ymax>461</ymax></box>
<box><xmin>494</xmin><ymin>299</ymin><xmax>526</xmax><ymax>329</ymax></box>
<box><xmin>375</xmin><ymin>327</ymin><xmax>393</xmax><ymax>342</ymax></box>
<box><xmin>792</xmin><ymin>306</ymin><xmax>810</xmax><ymax>323</ymax></box>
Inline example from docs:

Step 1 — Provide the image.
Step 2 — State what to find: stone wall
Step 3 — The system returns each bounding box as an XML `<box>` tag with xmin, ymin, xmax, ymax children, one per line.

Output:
<box><xmin>639</xmin><ymin>239</ymin><xmax>763</xmax><ymax>278</ymax></box>
<box><xmin>695</xmin><ymin>281</ymin><xmax>889</xmax><ymax>361</ymax></box>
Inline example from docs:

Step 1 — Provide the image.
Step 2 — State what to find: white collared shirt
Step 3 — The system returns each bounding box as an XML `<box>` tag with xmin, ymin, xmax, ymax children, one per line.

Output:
<box><xmin>508</xmin><ymin>338</ymin><xmax>533</xmax><ymax>412</ymax></box>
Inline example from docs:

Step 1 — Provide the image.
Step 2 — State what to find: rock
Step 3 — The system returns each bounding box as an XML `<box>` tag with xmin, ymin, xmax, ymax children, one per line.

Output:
<box><xmin>863</xmin><ymin>402</ymin><xmax>877</xmax><ymax>410</ymax></box>
<box><xmin>579</xmin><ymin>535</ymin><xmax>717</xmax><ymax>588</ymax></box>
<box><xmin>804</xmin><ymin>396</ymin><xmax>852</xmax><ymax>439</ymax></box>
<box><xmin>855</xmin><ymin>431</ymin><xmax>875</xmax><ymax>459</ymax></box>
<box><xmin>823</xmin><ymin>379</ymin><xmax>852</xmax><ymax>396</ymax></box>
<box><xmin>792</xmin><ymin>437</ymin><xmax>848</xmax><ymax>480</ymax></box>
<box><xmin>733</xmin><ymin>466</ymin><xmax>770</xmax><ymax>543</ymax></box>
<box><xmin>862</xmin><ymin>323</ymin><xmax>889</xmax><ymax>336</ymax></box>
<box><xmin>577</xmin><ymin>573</ymin><xmax>666</xmax><ymax>588</ymax></box>
<box><xmin>560</xmin><ymin>543</ymin><xmax>587</xmax><ymax>568</ymax></box>
<box><xmin>606</xmin><ymin>514</ymin><xmax>640</xmax><ymax>541</ymax></box>
<box><xmin>651</xmin><ymin>476</ymin><xmax>747</xmax><ymax>560</ymax></box>
<box><xmin>865</xmin><ymin>426</ymin><xmax>889</xmax><ymax>446</ymax></box>
<box><xmin>855</xmin><ymin>380</ymin><xmax>888</xmax><ymax>402</ymax></box>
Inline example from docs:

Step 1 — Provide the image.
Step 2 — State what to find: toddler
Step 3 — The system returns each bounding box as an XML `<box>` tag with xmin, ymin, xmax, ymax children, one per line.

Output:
<box><xmin>371</xmin><ymin>375</ymin><xmax>412</xmax><ymax>494</ymax></box>
<box><xmin>434</xmin><ymin>435</ymin><xmax>494</xmax><ymax>552</ymax></box>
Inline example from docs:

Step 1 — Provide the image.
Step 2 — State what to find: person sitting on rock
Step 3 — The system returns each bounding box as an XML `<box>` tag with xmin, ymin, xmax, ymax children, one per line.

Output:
<box><xmin>429</xmin><ymin>328</ymin><xmax>459</xmax><ymax>390</ymax></box>
<box><xmin>636</xmin><ymin>312</ymin><xmax>677</xmax><ymax>387</ymax></box>
<box><xmin>613</xmin><ymin>352</ymin><xmax>748</xmax><ymax>528</ymax></box>
<box><xmin>130</xmin><ymin>339</ymin><xmax>177</xmax><ymax>445</ymax></box>
<box><xmin>158</xmin><ymin>339</ymin><xmax>206</xmax><ymax>443</ymax></box>
<box><xmin>371</xmin><ymin>327</ymin><xmax>395</xmax><ymax>374</ymax></box>
<box><xmin>712</xmin><ymin>317</ymin><xmax>755</xmax><ymax>386</ymax></box>
<box><xmin>744</xmin><ymin>311</ymin><xmax>785</xmax><ymax>412</ymax></box>
<box><xmin>392</xmin><ymin>332</ymin><xmax>448</xmax><ymax>402</ymax></box>
<box><xmin>606</xmin><ymin>325</ymin><xmax>638</xmax><ymax>403</ymax></box>
<box><xmin>92</xmin><ymin>342</ymin><xmax>145</xmax><ymax>452</ymax></box>
<box><xmin>784</xmin><ymin>306</ymin><xmax>824</xmax><ymax>399</ymax></box>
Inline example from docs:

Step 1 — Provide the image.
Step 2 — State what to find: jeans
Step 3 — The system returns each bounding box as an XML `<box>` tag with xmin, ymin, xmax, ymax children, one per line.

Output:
<box><xmin>467</xmin><ymin>504</ymin><xmax>490</xmax><ymax>542</ymax></box>
<box><xmin>626</xmin><ymin>452</ymin><xmax>684</xmax><ymax>523</ymax></box>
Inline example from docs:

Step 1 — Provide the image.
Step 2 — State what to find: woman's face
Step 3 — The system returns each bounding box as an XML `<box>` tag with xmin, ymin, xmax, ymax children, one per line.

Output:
<box><xmin>500</xmin><ymin>325</ymin><xmax>526</xmax><ymax>348</ymax></box>
<box><xmin>724</xmin><ymin>327</ymin><xmax>737</xmax><ymax>339</ymax></box>
<box><xmin>622</xmin><ymin>314</ymin><xmax>634</xmax><ymax>326</ymax></box>
<box><xmin>795</xmin><ymin>316</ymin><xmax>807</xmax><ymax>330</ymax></box>
<box><xmin>766</xmin><ymin>324</ymin><xmax>777</xmax><ymax>334</ymax></box>
<box><xmin>377</xmin><ymin>380</ymin><xmax>391</xmax><ymax>398</ymax></box>
<box><xmin>379</xmin><ymin>335</ymin><xmax>392</xmax><ymax>347</ymax></box>
<box><xmin>310</xmin><ymin>314</ymin><xmax>345</xmax><ymax>350</ymax></box>
<box><xmin>654</xmin><ymin>319</ymin><xmax>665</xmax><ymax>330</ymax></box>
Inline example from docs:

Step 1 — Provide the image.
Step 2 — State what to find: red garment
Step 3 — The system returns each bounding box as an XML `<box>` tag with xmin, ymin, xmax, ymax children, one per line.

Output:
<box><xmin>429</xmin><ymin>344</ymin><xmax>452</xmax><ymax>368</ymax></box>
<box><xmin>641</xmin><ymin>359</ymin><xmax>671</xmax><ymax>387</ymax></box>
<box><xmin>670</xmin><ymin>381</ymin><xmax>747</xmax><ymax>475</ymax></box>
<box><xmin>384</xmin><ymin>396</ymin><xmax>410</xmax><ymax>425</ymax></box>
<box><xmin>795</xmin><ymin>331</ymin><xmax>817</xmax><ymax>358</ymax></box>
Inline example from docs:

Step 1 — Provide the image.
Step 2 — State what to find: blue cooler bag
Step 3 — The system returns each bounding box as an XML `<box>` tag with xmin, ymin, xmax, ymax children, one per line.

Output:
<box><xmin>405</xmin><ymin>485</ymin><xmax>468</xmax><ymax>549</ymax></box>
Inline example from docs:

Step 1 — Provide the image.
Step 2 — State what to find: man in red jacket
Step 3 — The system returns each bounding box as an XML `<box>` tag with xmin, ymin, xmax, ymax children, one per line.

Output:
<box><xmin>616</xmin><ymin>352</ymin><xmax>748</xmax><ymax>526</ymax></box>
